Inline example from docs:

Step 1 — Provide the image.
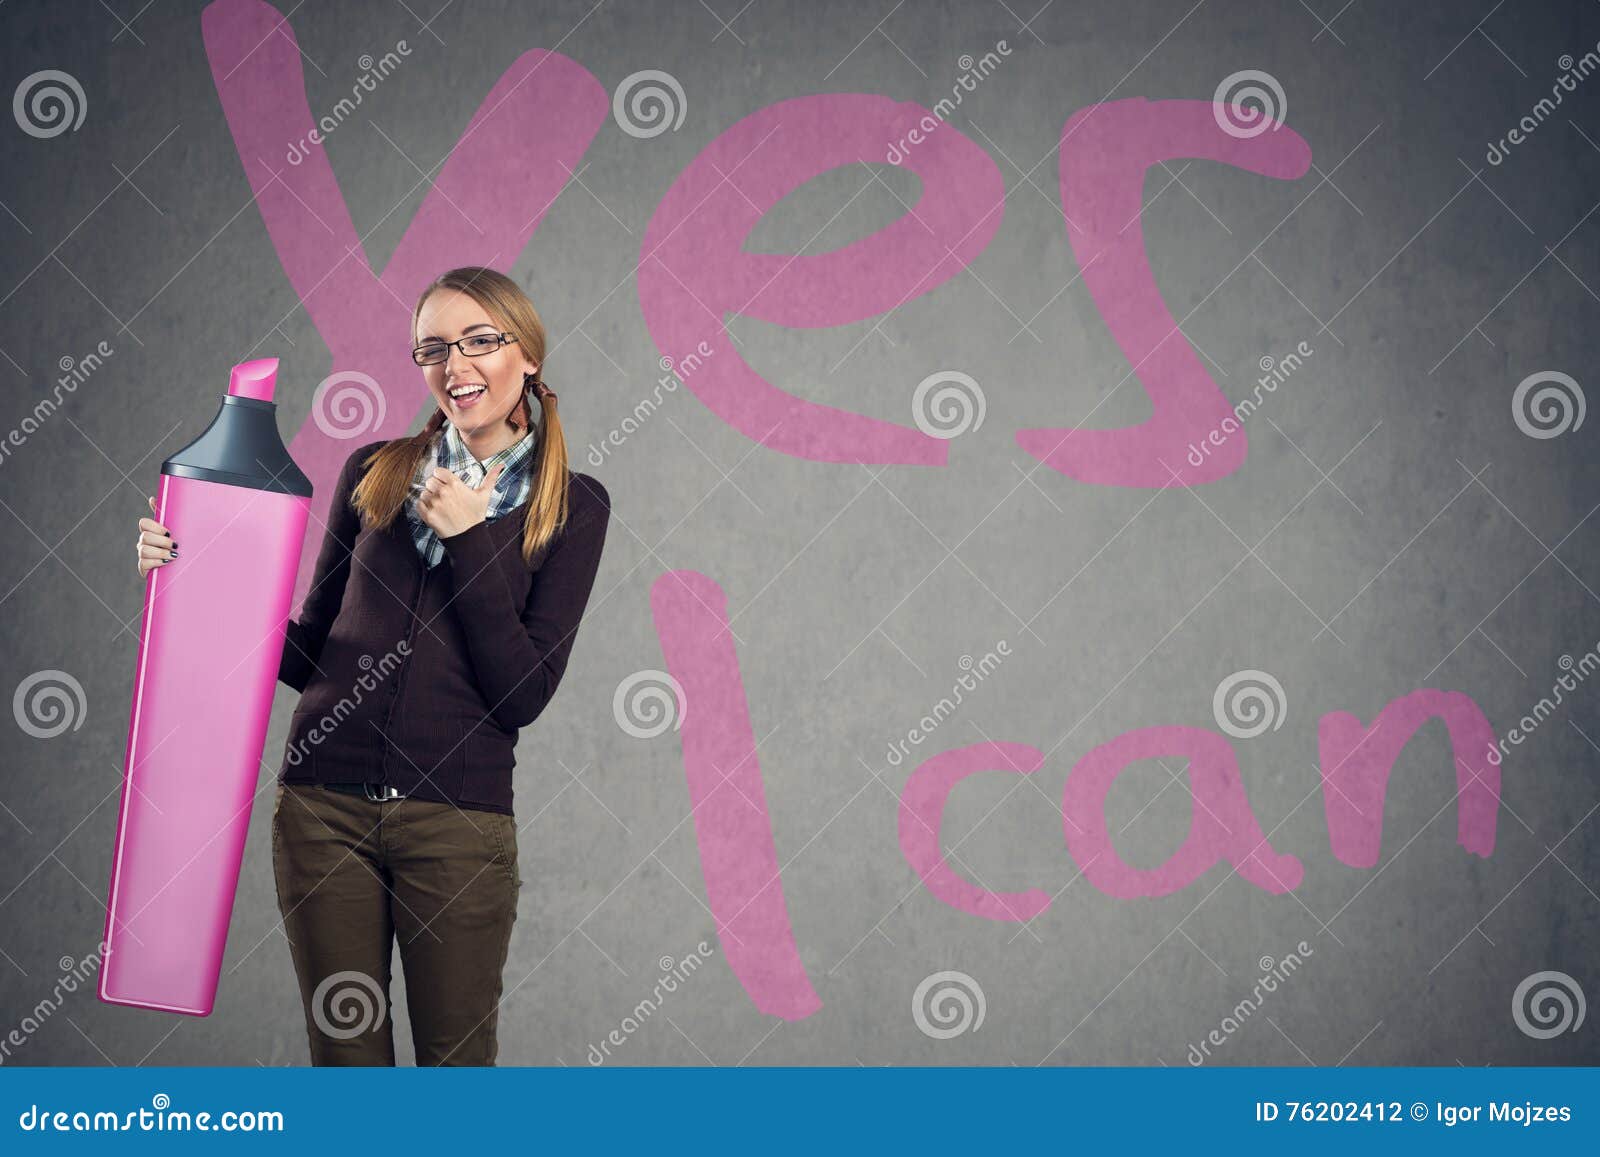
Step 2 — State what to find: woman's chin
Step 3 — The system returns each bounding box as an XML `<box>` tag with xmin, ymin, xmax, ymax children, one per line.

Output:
<box><xmin>445</xmin><ymin>407</ymin><xmax>490</xmax><ymax>432</ymax></box>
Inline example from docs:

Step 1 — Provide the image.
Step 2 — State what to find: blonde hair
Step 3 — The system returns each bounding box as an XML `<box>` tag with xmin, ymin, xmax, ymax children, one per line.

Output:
<box><xmin>351</xmin><ymin>266</ymin><xmax>569</xmax><ymax>562</ymax></box>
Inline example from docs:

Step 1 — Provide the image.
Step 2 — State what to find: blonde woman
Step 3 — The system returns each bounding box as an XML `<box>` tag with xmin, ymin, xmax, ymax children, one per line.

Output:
<box><xmin>135</xmin><ymin>266</ymin><xmax>611</xmax><ymax>1064</ymax></box>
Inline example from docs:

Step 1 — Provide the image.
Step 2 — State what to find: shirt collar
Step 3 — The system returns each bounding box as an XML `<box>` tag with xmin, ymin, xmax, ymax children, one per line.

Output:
<box><xmin>441</xmin><ymin>416</ymin><xmax>538</xmax><ymax>481</ymax></box>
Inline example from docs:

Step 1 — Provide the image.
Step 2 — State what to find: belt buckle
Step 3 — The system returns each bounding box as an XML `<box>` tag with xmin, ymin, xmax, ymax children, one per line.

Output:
<box><xmin>363</xmin><ymin>782</ymin><xmax>402</xmax><ymax>802</ymax></box>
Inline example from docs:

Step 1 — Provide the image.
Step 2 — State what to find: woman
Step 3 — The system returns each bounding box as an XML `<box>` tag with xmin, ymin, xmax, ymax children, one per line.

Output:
<box><xmin>134</xmin><ymin>266</ymin><xmax>612</xmax><ymax>1065</ymax></box>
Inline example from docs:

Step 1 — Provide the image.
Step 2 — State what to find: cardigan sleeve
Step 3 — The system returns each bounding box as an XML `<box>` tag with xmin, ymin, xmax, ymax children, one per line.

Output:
<box><xmin>437</xmin><ymin>472</ymin><xmax>612</xmax><ymax>731</ymax></box>
<box><xmin>278</xmin><ymin>442</ymin><xmax>378</xmax><ymax>693</ymax></box>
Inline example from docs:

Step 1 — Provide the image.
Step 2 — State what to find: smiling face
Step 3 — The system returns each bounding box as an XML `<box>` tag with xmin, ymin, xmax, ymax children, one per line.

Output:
<box><xmin>414</xmin><ymin>289</ymin><xmax>539</xmax><ymax>445</ymax></box>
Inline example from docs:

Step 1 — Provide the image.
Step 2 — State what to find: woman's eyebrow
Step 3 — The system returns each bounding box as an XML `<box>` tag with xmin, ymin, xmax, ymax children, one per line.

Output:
<box><xmin>417</xmin><ymin>322</ymin><xmax>498</xmax><ymax>341</ymax></box>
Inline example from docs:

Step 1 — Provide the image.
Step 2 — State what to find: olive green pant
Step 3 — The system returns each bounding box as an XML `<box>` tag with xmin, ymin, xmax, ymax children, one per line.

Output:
<box><xmin>271</xmin><ymin>783</ymin><xmax>521</xmax><ymax>1066</ymax></box>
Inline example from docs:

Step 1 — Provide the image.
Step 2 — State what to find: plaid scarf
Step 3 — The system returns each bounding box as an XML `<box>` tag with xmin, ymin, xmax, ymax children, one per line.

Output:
<box><xmin>407</xmin><ymin>417</ymin><xmax>538</xmax><ymax>568</ymax></box>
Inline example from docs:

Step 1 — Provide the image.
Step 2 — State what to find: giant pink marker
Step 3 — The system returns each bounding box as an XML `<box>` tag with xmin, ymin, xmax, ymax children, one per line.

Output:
<box><xmin>100</xmin><ymin>356</ymin><xmax>312</xmax><ymax>1016</ymax></box>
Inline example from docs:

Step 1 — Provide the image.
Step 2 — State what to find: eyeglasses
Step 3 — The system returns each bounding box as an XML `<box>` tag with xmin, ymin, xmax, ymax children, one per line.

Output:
<box><xmin>411</xmin><ymin>332</ymin><xmax>518</xmax><ymax>366</ymax></box>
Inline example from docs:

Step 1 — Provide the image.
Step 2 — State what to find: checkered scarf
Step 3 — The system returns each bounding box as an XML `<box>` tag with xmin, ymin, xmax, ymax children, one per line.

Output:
<box><xmin>406</xmin><ymin>416</ymin><xmax>539</xmax><ymax>568</ymax></box>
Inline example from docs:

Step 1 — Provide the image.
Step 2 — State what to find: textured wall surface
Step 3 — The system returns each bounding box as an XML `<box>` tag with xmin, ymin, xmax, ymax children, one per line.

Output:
<box><xmin>1</xmin><ymin>0</ymin><xmax>1598</xmax><ymax>1066</ymax></box>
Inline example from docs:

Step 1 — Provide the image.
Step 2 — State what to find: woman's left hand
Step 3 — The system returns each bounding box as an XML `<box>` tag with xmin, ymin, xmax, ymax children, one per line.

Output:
<box><xmin>414</xmin><ymin>462</ymin><xmax>505</xmax><ymax>539</ymax></box>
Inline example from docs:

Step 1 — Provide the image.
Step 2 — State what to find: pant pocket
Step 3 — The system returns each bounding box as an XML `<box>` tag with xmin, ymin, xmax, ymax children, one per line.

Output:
<box><xmin>490</xmin><ymin>813</ymin><xmax>520</xmax><ymax>892</ymax></box>
<box><xmin>270</xmin><ymin>793</ymin><xmax>295</xmax><ymax>922</ymax></box>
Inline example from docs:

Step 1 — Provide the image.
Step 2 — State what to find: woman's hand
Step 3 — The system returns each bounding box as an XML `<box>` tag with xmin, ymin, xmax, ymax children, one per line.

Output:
<box><xmin>414</xmin><ymin>462</ymin><xmax>505</xmax><ymax>540</ymax></box>
<box><xmin>135</xmin><ymin>495</ymin><xmax>177</xmax><ymax>578</ymax></box>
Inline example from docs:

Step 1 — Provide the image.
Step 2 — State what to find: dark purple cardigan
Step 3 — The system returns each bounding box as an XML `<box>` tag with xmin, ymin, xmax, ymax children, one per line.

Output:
<box><xmin>275</xmin><ymin>439</ymin><xmax>611</xmax><ymax>815</ymax></box>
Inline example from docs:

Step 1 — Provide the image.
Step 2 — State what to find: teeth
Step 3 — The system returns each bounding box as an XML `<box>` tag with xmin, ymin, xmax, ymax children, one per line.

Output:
<box><xmin>449</xmin><ymin>384</ymin><xmax>485</xmax><ymax>398</ymax></box>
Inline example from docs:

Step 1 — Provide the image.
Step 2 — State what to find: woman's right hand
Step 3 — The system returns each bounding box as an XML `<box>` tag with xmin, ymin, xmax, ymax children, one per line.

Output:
<box><xmin>136</xmin><ymin>496</ymin><xmax>178</xmax><ymax>578</ymax></box>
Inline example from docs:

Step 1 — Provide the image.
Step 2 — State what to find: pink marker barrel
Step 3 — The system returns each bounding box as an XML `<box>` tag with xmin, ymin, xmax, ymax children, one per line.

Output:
<box><xmin>100</xmin><ymin>357</ymin><xmax>312</xmax><ymax>1016</ymax></box>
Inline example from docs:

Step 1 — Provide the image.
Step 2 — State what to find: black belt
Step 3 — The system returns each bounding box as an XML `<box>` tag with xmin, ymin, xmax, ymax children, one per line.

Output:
<box><xmin>322</xmin><ymin>781</ymin><xmax>408</xmax><ymax>801</ymax></box>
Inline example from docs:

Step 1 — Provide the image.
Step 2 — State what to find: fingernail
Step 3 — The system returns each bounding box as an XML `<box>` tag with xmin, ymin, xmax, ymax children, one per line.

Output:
<box><xmin>169</xmin><ymin>549</ymin><xmax>178</xmax><ymax>559</ymax></box>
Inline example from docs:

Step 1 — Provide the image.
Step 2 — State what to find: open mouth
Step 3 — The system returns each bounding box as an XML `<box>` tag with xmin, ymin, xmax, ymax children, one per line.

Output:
<box><xmin>448</xmin><ymin>383</ymin><xmax>487</xmax><ymax>409</ymax></box>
